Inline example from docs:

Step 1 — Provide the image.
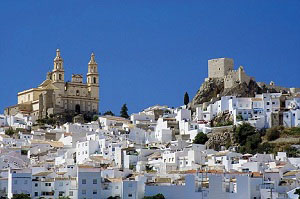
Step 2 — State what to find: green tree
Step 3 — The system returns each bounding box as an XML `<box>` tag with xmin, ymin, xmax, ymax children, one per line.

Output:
<box><xmin>184</xmin><ymin>92</ymin><xmax>189</xmax><ymax>106</ymax></box>
<box><xmin>234</xmin><ymin>123</ymin><xmax>257</xmax><ymax>146</ymax></box>
<box><xmin>257</xmin><ymin>142</ymin><xmax>274</xmax><ymax>154</ymax></box>
<box><xmin>265</xmin><ymin>127</ymin><xmax>280</xmax><ymax>141</ymax></box>
<box><xmin>58</xmin><ymin>197</ymin><xmax>71</xmax><ymax>199</ymax></box>
<box><xmin>144</xmin><ymin>193</ymin><xmax>165</xmax><ymax>199</ymax></box>
<box><xmin>5</xmin><ymin>127</ymin><xmax>15</xmax><ymax>136</ymax></box>
<box><xmin>120</xmin><ymin>104</ymin><xmax>129</xmax><ymax>119</ymax></box>
<box><xmin>103</xmin><ymin>111</ymin><xmax>115</xmax><ymax>116</ymax></box>
<box><xmin>285</xmin><ymin>145</ymin><xmax>300</xmax><ymax>157</ymax></box>
<box><xmin>241</xmin><ymin>133</ymin><xmax>262</xmax><ymax>154</ymax></box>
<box><xmin>107</xmin><ymin>196</ymin><xmax>120</xmax><ymax>199</ymax></box>
<box><xmin>193</xmin><ymin>132</ymin><xmax>208</xmax><ymax>144</ymax></box>
<box><xmin>92</xmin><ymin>115</ymin><xmax>99</xmax><ymax>121</ymax></box>
<box><xmin>294</xmin><ymin>188</ymin><xmax>300</xmax><ymax>199</ymax></box>
<box><xmin>234</xmin><ymin>123</ymin><xmax>264</xmax><ymax>154</ymax></box>
<box><xmin>12</xmin><ymin>194</ymin><xmax>31</xmax><ymax>199</ymax></box>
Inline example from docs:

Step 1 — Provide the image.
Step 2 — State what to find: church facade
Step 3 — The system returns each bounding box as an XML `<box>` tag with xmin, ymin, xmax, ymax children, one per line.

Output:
<box><xmin>6</xmin><ymin>49</ymin><xmax>99</xmax><ymax>120</ymax></box>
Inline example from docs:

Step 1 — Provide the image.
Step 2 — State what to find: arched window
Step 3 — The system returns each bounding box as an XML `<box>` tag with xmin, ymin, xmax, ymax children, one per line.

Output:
<box><xmin>76</xmin><ymin>90</ymin><xmax>80</xmax><ymax>96</ymax></box>
<box><xmin>59</xmin><ymin>74</ymin><xmax>62</xmax><ymax>80</ymax></box>
<box><xmin>93</xmin><ymin>77</ymin><xmax>97</xmax><ymax>84</ymax></box>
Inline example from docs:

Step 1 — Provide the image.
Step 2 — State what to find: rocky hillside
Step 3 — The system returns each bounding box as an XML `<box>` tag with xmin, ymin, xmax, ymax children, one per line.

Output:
<box><xmin>191</xmin><ymin>78</ymin><xmax>279</xmax><ymax>107</ymax></box>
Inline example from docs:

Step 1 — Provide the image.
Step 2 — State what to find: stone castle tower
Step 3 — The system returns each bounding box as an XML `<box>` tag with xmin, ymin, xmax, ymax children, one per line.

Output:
<box><xmin>206</xmin><ymin>57</ymin><xmax>253</xmax><ymax>89</ymax></box>
<box><xmin>6</xmin><ymin>49</ymin><xmax>100</xmax><ymax>120</ymax></box>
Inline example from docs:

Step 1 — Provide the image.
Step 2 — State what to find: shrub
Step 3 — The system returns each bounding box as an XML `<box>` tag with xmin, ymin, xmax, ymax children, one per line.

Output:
<box><xmin>193</xmin><ymin>132</ymin><xmax>208</xmax><ymax>144</ymax></box>
<box><xmin>265</xmin><ymin>127</ymin><xmax>280</xmax><ymax>141</ymax></box>
<box><xmin>285</xmin><ymin>145</ymin><xmax>299</xmax><ymax>157</ymax></box>
<box><xmin>12</xmin><ymin>194</ymin><xmax>31</xmax><ymax>199</ymax></box>
<box><xmin>215</xmin><ymin>120</ymin><xmax>233</xmax><ymax>127</ymax></box>
<box><xmin>103</xmin><ymin>111</ymin><xmax>114</xmax><ymax>116</ymax></box>
<box><xmin>144</xmin><ymin>194</ymin><xmax>165</xmax><ymax>199</ymax></box>
<box><xmin>289</xmin><ymin>127</ymin><xmax>300</xmax><ymax>135</ymax></box>
<box><xmin>257</xmin><ymin>142</ymin><xmax>275</xmax><ymax>154</ymax></box>
<box><xmin>5</xmin><ymin>127</ymin><xmax>16</xmax><ymax>136</ymax></box>
<box><xmin>234</xmin><ymin>123</ymin><xmax>256</xmax><ymax>146</ymax></box>
<box><xmin>92</xmin><ymin>115</ymin><xmax>99</xmax><ymax>121</ymax></box>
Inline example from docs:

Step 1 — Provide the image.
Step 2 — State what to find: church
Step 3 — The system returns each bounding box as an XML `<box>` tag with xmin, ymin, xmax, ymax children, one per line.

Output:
<box><xmin>5</xmin><ymin>49</ymin><xmax>99</xmax><ymax>120</ymax></box>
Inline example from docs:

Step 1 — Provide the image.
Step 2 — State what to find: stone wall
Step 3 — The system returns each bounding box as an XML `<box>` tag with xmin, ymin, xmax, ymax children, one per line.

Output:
<box><xmin>224</xmin><ymin>66</ymin><xmax>253</xmax><ymax>89</ymax></box>
<box><xmin>208</xmin><ymin>58</ymin><xmax>234</xmax><ymax>79</ymax></box>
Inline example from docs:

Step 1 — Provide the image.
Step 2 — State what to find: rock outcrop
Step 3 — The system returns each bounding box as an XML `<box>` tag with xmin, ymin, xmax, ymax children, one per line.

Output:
<box><xmin>206</xmin><ymin>130</ymin><xmax>234</xmax><ymax>151</ymax></box>
<box><xmin>191</xmin><ymin>79</ymin><xmax>279</xmax><ymax>108</ymax></box>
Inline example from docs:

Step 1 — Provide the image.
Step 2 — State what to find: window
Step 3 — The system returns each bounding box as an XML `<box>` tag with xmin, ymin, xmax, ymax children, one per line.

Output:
<box><xmin>69</xmin><ymin>191</ymin><xmax>73</xmax><ymax>196</ymax></box>
<box><xmin>267</xmin><ymin>102</ymin><xmax>270</xmax><ymax>105</ymax></box>
<box><xmin>35</xmin><ymin>183</ymin><xmax>38</xmax><ymax>187</ymax></box>
<box><xmin>34</xmin><ymin>192</ymin><xmax>38</xmax><ymax>197</ymax></box>
<box><xmin>93</xmin><ymin>179</ymin><xmax>97</xmax><ymax>184</ymax></box>
<box><xmin>128</xmin><ymin>193</ymin><xmax>133</xmax><ymax>197</ymax></box>
<box><xmin>59</xmin><ymin>191</ymin><xmax>64</xmax><ymax>196</ymax></box>
<box><xmin>115</xmin><ymin>186</ymin><xmax>119</xmax><ymax>189</ymax></box>
<box><xmin>128</xmin><ymin>183</ymin><xmax>133</xmax><ymax>188</ymax></box>
<box><xmin>82</xmin><ymin>189</ymin><xmax>86</xmax><ymax>195</ymax></box>
<box><xmin>93</xmin><ymin>190</ymin><xmax>97</xmax><ymax>194</ymax></box>
<box><xmin>76</xmin><ymin>90</ymin><xmax>80</xmax><ymax>96</ymax></box>
<box><xmin>59</xmin><ymin>74</ymin><xmax>62</xmax><ymax>80</ymax></box>
<box><xmin>82</xmin><ymin>179</ymin><xmax>86</xmax><ymax>184</ymax></box>
<box><xmin>93</xmin><ymin>77</ymin><xmax>97</xmax><ymax>84</ymax></box>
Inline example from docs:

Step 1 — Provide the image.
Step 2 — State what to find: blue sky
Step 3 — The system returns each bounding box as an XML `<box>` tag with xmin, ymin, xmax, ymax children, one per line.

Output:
<box><xmin>0</xmin><ymin>1</ymin><xmax>300</xmax><ymax>115</ymax></box>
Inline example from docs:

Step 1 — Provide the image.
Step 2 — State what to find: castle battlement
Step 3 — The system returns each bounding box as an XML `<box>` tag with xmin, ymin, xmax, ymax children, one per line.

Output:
<box><xmin>207</xmin><ymin>58</ymin><xmax>253</xmax><ymax>89</ymax></box>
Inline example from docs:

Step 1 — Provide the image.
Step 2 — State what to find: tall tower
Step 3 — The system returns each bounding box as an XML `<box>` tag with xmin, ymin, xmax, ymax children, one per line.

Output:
<box><xmin>87</xmin><ymin>53</ymin><xmax>99</xmax><ymax>100</ymax></box>
<box><xmin>52</xmin><ymin>49</ymin><xmax>65</xmax><ymax>83</ymax></box>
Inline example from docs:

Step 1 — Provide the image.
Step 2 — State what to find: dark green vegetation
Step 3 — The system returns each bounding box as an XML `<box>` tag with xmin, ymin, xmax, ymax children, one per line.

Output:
<box><xmin>214</xmin><ymin>120</ymin><xmax>233</xmax><ymax>127</ymax></box>
<box><xmin>193</xmin><ymin>132</ymin><xmax>208</xmax><ymax>145</ymax></box>
<box><xmin>144</xmin><ymin>194</ymin><xmax>165</xmax><ymax>199</ymax></box>
<box><xmin>34</xmin><ymin>111</ymin><xmax>99</xmax><ymax>126</ymax></box>
<box><xmin>295</xmin><ymin>188</ymin><xmax>300</xmax><ymax>199</ymax></box>
<box><xmin>184</xmin><ymin>92</ymin><xmax>189</xmax><ymax>106</ymax></box>
<box><xmin>12</xmin><ymin>194</ymin><xmax>31</xmax><ymax>199</ymax></box>
<box><xmin>5</xmin><ymin>127</ymin><xmax>16</xmax><ymax>136</ymax></box>
<box><xmin>103</xmin><ymin>110</ymin><xmax>115</xmax><ymax>116</ymax></box>
<box><xmin>120</xmin><ymin>104</ymin><xmax>129</xmax><ymax>119</ymax></box>
<box><xmin>265</xmin><ymin>126</ymin><xmax>281</xmax><ymax>141</ymax></box>
<box><xmin>234</xmin><ymin>123</ymin><xmax>300</xmax><ymax>156</ymax></box>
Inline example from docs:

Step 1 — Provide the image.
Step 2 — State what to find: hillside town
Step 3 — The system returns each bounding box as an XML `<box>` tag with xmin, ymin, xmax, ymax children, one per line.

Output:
<box><xmin>2</xmin><ymin>54</ymin><xmax>300</xmax><ymax>199</ymax></box>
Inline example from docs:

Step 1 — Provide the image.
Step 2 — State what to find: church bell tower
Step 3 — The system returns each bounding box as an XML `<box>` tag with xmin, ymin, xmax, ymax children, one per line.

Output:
<box><xmin>52</xmin><ymin>49</ymin><xmax>65</xmax><ymax>83</ymax></box>
<box><xmin>87</xmin><ymin>53</ymin><xmax>99</xmax><ymax>100</ymax></box>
